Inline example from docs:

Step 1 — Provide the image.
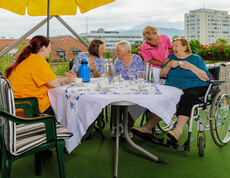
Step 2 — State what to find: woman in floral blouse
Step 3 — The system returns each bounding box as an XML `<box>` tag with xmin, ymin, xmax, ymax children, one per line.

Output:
<box><xmin>114</xmin><ymin>41</ymin><xmax>144</xmax><ymax>80</ymax></box>
<box><xmin>71</xmin><ymin>39</ymin><xmax>105</xmax><ymax>78</ymax></box>
<box><xmin>112</xmin><ymin>40</ymin><xmax>144</xmax><ymax>138</ymax></box>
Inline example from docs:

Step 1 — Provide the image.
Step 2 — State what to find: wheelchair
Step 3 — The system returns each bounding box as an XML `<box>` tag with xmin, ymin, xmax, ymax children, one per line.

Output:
<box><xmin>140</xmin><ymin>79</ymin><xmax>230</xmax><ymax>157</ymax></box>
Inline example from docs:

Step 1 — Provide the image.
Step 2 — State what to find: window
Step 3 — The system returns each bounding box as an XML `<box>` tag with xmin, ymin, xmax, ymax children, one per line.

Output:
<box><xmin>56</xmin><ymin>48</ymin><xmax>65</xmax><ymax>59</ymax></box>
<box><xmin>72</xmin><ymin>48</ymin><xmax>81</xmax><ymax>56</ymax></box>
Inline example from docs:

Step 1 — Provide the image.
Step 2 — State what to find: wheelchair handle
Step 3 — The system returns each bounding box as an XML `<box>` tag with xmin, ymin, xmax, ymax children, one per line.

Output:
<box><xmin>210</xmin><ymin>80</ymin><xmax>225</xmax><ymax>84</ymax></box>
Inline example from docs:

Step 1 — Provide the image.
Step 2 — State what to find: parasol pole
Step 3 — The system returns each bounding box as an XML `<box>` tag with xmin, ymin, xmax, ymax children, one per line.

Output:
<box><xmin>47</xmin><ymin>0</ymin><xmax>50</xmax><ymax>38</ymax></box>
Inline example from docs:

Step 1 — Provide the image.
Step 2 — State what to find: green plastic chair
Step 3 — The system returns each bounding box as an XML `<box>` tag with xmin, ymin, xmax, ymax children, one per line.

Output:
<box><xmin>15</xmin><ymin>97</ymin><xmax>40</xmax><ymax>118</ymax></box>
<box><xmin>0</xmin><ymin>72</ymin><xmax>73</xmax><ymax>178</ymax></box>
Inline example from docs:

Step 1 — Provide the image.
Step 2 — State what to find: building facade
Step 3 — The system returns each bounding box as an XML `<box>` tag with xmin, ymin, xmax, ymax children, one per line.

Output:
<box><xmin>0</xmin><ymin>36</ymin><xmax>87</xmax><ymax>60</ymax></box>
<box><xmin>49</xmin><ymin>36</ymin><xmax>87</xmax><ymax>60</ymax></box>
<box><xmin>80</xmin><ymin>28</ymin><xmax>143</xmax><ymax>50</ymax></box>
<box><xmin>185</xmin><ymin>9</ymin><xmax>230</xmax><ymax>45</ymax></box>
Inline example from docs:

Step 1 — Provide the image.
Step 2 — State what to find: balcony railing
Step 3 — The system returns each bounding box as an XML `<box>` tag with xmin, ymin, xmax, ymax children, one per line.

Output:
<box><xmin>0</xmin><ymin>52</ymin><xmax>77</xmax><ymax>76</ymax></box>
<box><xmin>0</xmin><ymin>51</ymin><xmax>115</xmax><ymax>76</ymax></box>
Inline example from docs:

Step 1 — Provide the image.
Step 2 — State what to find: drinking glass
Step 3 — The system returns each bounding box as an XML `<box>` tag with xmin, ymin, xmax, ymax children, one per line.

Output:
<box><xmin>136</xmin><ymin>71</ymin><xmax>145</xmax><ymax>89</ymax></box>
<box><xmin>113</xmin><ymin>72</ymin><xmax>121</xmax><ymax>85</ymax></box>
<box><xmin>128</xmin><ymin>69</ymin><xmax>136</xmax><ymax>86</ymax></box>
<box><xmin>120</xmin><ymin>68</ymin><xmax>126</xmax><ymax>79</ymax></box>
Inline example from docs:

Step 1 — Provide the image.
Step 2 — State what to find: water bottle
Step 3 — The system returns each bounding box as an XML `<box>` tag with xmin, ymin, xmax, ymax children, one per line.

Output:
<box><xmin>79</xmin><ymin>59</ymin><xmax>90</xmax><ymax>82</ymax></box>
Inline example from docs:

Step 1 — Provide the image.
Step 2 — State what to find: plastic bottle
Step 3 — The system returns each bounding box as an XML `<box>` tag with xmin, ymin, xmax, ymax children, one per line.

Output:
<box><xmin>79</xmin><ymin>59</ymin><xmax>90</xmax><ymax>82</ymax></box>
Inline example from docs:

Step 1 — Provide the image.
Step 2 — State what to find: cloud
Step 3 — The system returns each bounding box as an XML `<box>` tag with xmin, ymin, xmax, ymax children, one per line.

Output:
<box><xmin>0</xmin><ymin>0</ymin><xmax>230</xmax><ymax>38</ymax></box>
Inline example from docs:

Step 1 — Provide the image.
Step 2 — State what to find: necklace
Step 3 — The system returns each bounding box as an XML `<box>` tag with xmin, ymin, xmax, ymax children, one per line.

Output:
<box><xmin>123</xmin><ymin>54</ymin><xmax>133</xmax><ymax>70</ymax></box>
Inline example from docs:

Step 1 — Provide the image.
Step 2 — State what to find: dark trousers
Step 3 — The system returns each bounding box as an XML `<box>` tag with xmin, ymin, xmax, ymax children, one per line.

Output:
<box><xmin>176</xmin><ymin>86</ymin><xmax>208</xmax><ymax>117</ymax></box>
<box><xmin>43</xmin><ymin>105</ymin><xmax>55</xmax><ymax>117</ymax></box>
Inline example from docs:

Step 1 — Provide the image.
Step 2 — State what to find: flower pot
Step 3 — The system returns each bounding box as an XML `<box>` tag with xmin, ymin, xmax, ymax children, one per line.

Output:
<box><xmin>202</xmin><ymin>57</ymin><xmax>230</xmax><ymax>61</ymax></box>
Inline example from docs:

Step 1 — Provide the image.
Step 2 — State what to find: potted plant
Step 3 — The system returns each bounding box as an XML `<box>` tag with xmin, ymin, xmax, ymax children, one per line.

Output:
<box><xmin>196</xmin><ymin>40</ymin><xmax>230</xmax><ymax>61</ymax></box>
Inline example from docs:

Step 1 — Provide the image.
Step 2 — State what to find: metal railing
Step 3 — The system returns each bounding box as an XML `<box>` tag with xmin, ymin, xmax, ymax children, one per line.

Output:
<box><xmin>0</xmin><ymin>52</ymin><xmax>78</xmax><ymax>76</ymax></box>
<box><xmin>0</xmin><ymin>50</ymin><xmax>115</xmax><ymax>76</ymax></box>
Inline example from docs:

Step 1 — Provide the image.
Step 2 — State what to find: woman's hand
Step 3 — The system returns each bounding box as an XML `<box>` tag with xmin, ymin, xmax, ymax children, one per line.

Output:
<box><xmin>170</xmin><ymin>60</ymin><xmax>179</xmax><ymax>68</ymax></box>
<box><xmin>179</xmin><ymin>61</ymin><xmax>209</xmax><ymax>81</ymax></box>
<box><xmin>161</xmin><ymin>60</ymin><xmax>177</xmax><ymax>77</ymax></box>
<box><xmin>47</xmin><ymin>72</ymin><xmax>77</xmax><ymax>88</ymax></box>
<box><xmin>66</xmin><ymin>71</ymin><xmax>77</xmax><ymax>82</ymax></box>
<box><xmin>89</xmin><ymin>63</ymin><xmax>100</xmax><ymax>77</ymax></box>
<box><xmin>162</xmin><ymin>58</ymin><xmax>169</xmax><ymax>65</ymax></box>
<box><xmin>65</xmin><ymin>70</ymin><xmax>75</xmax><ymax>77</ymax></box>
<box><xmin>179</xmin><ymin>61</ymin><xmax>193</xmax><ymax>70</ymax></box>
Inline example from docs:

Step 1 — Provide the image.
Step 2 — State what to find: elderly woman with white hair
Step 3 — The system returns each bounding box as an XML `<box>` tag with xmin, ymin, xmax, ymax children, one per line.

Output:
<box><xmin>114</xmin><ymin>41</ymin><xmax>144</xmax><ymax>79</ymax></box>
<box><xmin>111</xmin><ymin>40</ymin><xmax>144</xmax><ymax>138</ymax></box>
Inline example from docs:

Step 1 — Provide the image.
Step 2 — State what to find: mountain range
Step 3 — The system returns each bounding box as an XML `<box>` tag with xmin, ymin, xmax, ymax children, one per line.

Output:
<box><xmin>118</xmin><ymin>21</ymin><xmax>184</xmax><ymax>40</ymax></box>
<box><xmin>60</xmin><ymin>21</ymin><xmax>185</xmax><ymax>40</ymax></box>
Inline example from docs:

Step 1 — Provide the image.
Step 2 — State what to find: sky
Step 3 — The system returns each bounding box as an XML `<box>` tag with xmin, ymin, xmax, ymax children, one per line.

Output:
<box><xmin>0</xmin><ymin>0</ymin><xmax>230</xmax><ymax>39</ymax></box>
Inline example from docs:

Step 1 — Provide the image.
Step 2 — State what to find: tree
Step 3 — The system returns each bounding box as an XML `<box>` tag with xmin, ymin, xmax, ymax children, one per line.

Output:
<box><xmin>189</xmin><ymin>39</ymin><xmax>201</xmax><ymax>54</ymax></box>
<box><xmin>82</xmin><ymin>37</ymin><xmax>90</xmax><ymax>44</ymax></box>
<box><xmin>18</xmin><ymin>42</ymin><xmax>27</xmax><ymax>53</ymax></box>
<box><xmin>216</xmin><ymin>38</ymin><xmax>228</xmax><ymax>45</ymax></box>
<box><xmin>104</xmin><ymin>51</ymin><xmax>114</xmax><ymax>59</ymax></box>
<box><xmin>172</xmin><ymin>35</ymin><xmax>185</xmax><ymax>41</ymax></box>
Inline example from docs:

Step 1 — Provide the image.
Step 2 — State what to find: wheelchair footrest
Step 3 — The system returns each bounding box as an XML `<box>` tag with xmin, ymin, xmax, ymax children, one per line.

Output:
<box><xmin>165</xmin><ymin>140</ymin><xmax>190</xmax><ymax>151</ymax></box>
<box><xmin>142</xmin><ymin>134</ymin><xmax>164</xmax><ymax>144</ymax></box>
<box><xmin>144</xmin><ymin>136</ymin><xmax>190</xmax><ymax>151</ymax></box>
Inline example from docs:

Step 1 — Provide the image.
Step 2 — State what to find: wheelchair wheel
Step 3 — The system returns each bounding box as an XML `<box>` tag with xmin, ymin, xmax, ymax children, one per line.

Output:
<box><xmin>198</xmin><ymin>136</ymin><xmax>204</xmax><ymax>157</ymax></box>
<box><xmin>210</xmin><ymin>91</ymin><xmax>230</xmax><ymax>146</ymax></box>
<box><xmin>158</xmin><ymin>116</ymin><xmax>177</xmax><ymax>132</ymax></box>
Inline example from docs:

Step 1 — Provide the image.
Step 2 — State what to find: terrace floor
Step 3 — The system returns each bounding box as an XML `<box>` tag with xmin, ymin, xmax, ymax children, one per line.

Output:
<box><xmin>7</xmin><ymin>115</ymin><xmax>230</xmax><ymax>178</ymax></box>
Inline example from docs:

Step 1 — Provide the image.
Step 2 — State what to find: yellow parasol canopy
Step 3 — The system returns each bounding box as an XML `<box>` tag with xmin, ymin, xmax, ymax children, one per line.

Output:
<box><xmin>0</xmin><ymin>0</ymin><xmax>115</xmax><ymax>16</ymax></box>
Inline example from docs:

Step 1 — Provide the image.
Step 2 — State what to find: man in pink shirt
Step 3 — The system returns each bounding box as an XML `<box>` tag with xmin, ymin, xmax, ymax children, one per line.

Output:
<box><xmin>141</xmin><ymin>26</ymin><xmax>173</xmax><ymax>83</ymax></box>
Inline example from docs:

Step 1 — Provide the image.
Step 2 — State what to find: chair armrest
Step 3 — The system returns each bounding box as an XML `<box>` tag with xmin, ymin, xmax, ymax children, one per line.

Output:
<box><xmin>15</xmin><ymin>102</ymin><xmax>33</xmax><ymax>118</ymax></box>
<box><xmin>203</xmin><ymin>80</ymin><xmax>223</xmax><ymax>103</ymax></box>
<box><xmin>15</xmin><ymin>97</ymin><xmax>40</xmax><ymax>117</ymax></box>
<box><xmin>0</xmin><ymin>110</ymin><xmax>57</xmax><ymax>143</ymax></box>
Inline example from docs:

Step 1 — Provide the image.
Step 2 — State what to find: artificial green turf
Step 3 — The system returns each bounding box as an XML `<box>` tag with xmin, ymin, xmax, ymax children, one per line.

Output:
<box><xmin>6</xmin><ymin>116</ymin><xmax>230</xmax><ymax>178</ymax></box>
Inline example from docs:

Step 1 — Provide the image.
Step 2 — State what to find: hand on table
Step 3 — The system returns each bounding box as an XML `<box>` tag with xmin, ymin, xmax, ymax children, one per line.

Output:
<box><xmin>66</xmin><ymin>70</ymin><xmax>76</xmax><ymax>77</ymax></box>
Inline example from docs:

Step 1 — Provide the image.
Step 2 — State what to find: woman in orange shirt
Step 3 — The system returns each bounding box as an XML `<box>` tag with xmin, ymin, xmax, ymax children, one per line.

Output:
<box><xmin>6</xmin><ymin>35</ymin><xmax>76</xmax><ymax>116</ymax></box>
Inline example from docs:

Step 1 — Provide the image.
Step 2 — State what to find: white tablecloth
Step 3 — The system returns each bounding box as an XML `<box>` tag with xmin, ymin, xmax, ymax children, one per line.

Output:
<box><xmin>48</xmin><ymin>79</ymin><xmax>182</xmax><ymax>153</ymax></box>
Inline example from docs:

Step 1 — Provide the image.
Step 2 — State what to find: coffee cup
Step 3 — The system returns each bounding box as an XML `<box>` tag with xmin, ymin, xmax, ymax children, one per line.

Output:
<box><xmin>178</xmin><ymin>61</ymin><xmax>184</xmax><ymax>66</ymax></box>
<box><xmin>100</xmin><ymin>82</ymin><xmax>107</xmax><ymax>90</ymax></box>
<box><xmin>98</xmin><ymin>77</ymin><xmax>108</xmax><ymax>90</ymax></box>
<box><xmin>74</xmin><ymin>78</ymin><xmax>82</xmax><ymax>86</ymax></box>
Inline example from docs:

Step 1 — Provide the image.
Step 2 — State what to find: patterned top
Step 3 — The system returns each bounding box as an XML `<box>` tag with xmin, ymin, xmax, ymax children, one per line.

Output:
<box><xmin>114</xmin><ymin>54</ymin><xmax>144</xmax><ymax>80</ymax></box>
<box><xmin>72</xmin><ymin>52</ymin><xmax>103</xmax><ymax>78</ymax></box>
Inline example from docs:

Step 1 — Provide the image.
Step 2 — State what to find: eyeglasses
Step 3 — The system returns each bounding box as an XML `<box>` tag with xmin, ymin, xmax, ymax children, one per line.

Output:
<box><xmin>146</xmin><ymin>34</ymin><xmax>159</xmax><ymax>44</ymax></box>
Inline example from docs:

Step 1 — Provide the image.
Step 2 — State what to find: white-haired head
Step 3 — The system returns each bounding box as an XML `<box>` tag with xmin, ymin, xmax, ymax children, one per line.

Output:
<box><xmin>116</xmin><ymin>40</ymin><xmax>131</xmax><ymax>53</ymax></box>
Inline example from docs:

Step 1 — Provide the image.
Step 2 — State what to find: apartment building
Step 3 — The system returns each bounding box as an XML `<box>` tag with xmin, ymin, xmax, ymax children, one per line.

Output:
<box><xmin>80</xmin><ymin>28</ymin><xmax>143</xmax><ymax>50</ymax></box>
<box><xmin>185</xmin><ymin>9</ymin><xmax>230</xmax><ymax>44</ymax></box>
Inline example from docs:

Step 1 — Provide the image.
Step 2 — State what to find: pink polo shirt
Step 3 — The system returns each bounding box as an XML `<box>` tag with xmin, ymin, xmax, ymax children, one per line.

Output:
<box><xmin>141</xmin><ymin>34</ymin><xmax>172</xmax><ymax>68</ymax></box>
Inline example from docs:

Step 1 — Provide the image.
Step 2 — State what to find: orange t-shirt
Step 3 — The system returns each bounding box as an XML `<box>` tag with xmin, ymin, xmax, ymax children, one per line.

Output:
<box><xmin>8</xmin><ymin>54</ymin><xmax>56</xmax><ymax>113</ymax></box>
